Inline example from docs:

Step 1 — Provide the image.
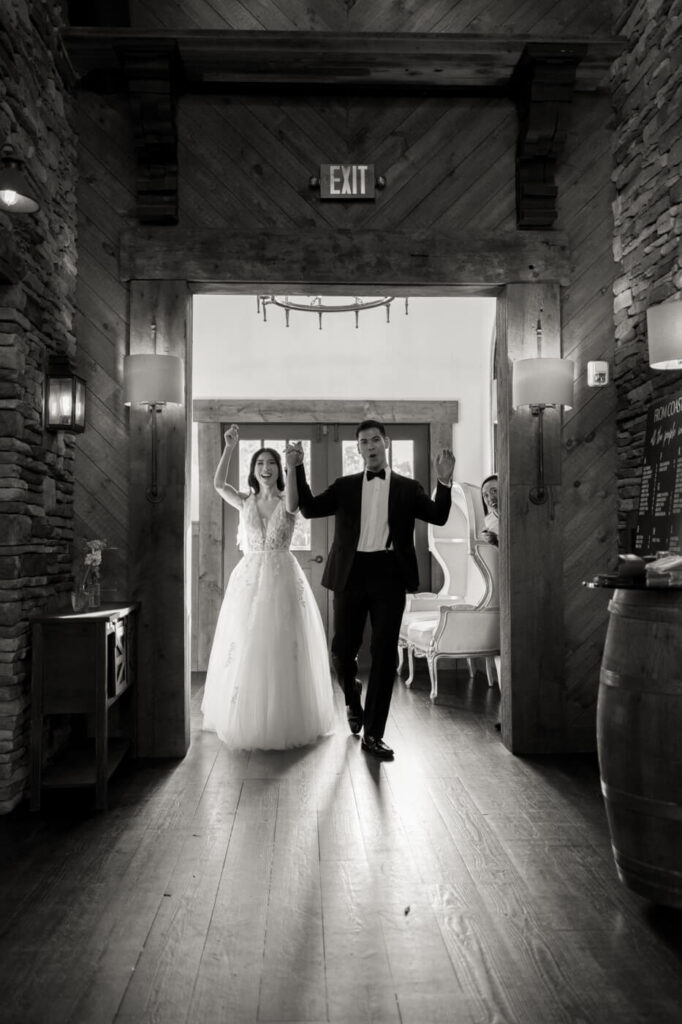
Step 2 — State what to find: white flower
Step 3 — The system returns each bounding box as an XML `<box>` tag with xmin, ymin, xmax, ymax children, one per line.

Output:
<box><xmin>82</xmin><ymin>539</ymin><xmax>107</xmax><ymax>579</ymax></box>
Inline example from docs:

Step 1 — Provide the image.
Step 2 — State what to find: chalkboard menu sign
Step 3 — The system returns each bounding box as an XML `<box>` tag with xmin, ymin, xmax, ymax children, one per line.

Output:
<box><xmin>635</xmin><ymin>393</ymin><xmax>682</xmax><ymax>555</ymax></box>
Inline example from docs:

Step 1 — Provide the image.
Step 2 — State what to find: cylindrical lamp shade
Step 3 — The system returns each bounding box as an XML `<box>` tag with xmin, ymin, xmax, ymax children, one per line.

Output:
<box><xmin>123</xmin><ymin>354</ymin><xmax>184</xmax><ymax>406</ymax></box>
<box><xmin>646</xmin><ymin>300</ymin><xmax>682</xmax><ymax>369</ymax></box>
<box><xmin>513</xmin><ymin>357</ymin><xmax>574</xmax><ymax>409</ymax></box>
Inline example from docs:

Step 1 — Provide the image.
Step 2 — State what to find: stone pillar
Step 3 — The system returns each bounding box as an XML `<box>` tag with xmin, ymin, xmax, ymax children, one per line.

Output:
<box><xmin>0</xmin><ymin>1</ymin><xmax>78</xmax><ymax>812</ymax></box>
<box><xmin>611</xmin><ymin>0</ymin><xmax>682</xmax><ymax>548</ymax></box>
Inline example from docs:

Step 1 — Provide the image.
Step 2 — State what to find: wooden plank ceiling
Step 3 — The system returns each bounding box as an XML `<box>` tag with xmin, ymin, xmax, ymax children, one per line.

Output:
<box><xmin>94</xmin><ymin>0</ymin><xmax>616</xmax><ymax>37</ymax></box>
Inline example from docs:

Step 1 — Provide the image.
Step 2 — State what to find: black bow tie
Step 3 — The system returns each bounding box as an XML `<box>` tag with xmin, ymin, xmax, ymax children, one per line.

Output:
<box><xmin>367</xmin><ymin>469</ymin><xmax>386</xmax><ymax>481</ymax></box>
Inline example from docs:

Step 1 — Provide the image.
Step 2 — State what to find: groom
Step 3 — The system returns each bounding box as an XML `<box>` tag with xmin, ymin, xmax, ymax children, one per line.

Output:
<box><xmin>287</xmin><ymin>420</ymin><xmax>455</xmax><ymax>760</ymax></box>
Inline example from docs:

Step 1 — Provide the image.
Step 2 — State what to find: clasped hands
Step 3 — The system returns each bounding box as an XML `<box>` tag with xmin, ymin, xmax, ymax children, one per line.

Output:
<box><xmin>285</xmin><ymin>441</ymin><xmax>304</xmax><ymax>468</ymax></box>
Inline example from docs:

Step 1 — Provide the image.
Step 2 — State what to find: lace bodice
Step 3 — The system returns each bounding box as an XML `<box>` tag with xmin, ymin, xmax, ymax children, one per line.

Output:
<box><xmin>239</xmin><ymin>494</ymin><xmax>295</xmax><ymax>553</ymax></box>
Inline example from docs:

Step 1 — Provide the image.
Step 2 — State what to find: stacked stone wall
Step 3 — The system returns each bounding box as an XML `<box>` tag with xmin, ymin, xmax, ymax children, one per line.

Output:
<box><xmin>611</xmin><ymin>0</ymin><xmax>682</xmax><ymax>548</ymax></box>
<box><xmin>0</xmin><ymin>0</ymin><xmax>78</xmax><ymax>812</ymax></box>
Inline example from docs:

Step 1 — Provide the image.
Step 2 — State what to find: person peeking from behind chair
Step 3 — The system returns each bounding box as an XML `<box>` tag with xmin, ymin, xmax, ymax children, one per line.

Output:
<box><xmin>480</xmin><ymin>474</ymin><xmax>499</xmax><ymax>547</ymax></box>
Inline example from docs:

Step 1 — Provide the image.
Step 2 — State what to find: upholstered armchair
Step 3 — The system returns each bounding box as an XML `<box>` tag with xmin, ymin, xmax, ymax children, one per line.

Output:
<box><xmin>399</xmin><ymin>482</ymin><xmax>500</xmax><ymax>701</ymax></box>
<box><xmin>398</xmin><ymin>482</ymin><xmax>485</xmax><ymax>669</ymax></box>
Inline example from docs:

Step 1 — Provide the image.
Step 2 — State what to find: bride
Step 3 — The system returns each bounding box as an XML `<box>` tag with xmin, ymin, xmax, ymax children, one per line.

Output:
<box><xmin>201</xmin><ymin>424</ymin><xmax>334</xmax><ymax>750</ymax></box>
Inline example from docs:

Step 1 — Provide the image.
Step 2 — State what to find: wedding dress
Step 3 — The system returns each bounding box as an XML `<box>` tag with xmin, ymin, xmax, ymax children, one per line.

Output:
<box><xmin>201</xmin><ymin>495</ymin><xmax>334</xmax><ymax>750</ymax></box>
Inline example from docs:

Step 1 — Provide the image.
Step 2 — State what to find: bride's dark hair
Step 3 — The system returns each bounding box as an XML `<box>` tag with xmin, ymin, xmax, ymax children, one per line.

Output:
<box><xmin>248</xmin><ymin>447</ymin><xmax>285</xmax><ymax>494</ymax></box>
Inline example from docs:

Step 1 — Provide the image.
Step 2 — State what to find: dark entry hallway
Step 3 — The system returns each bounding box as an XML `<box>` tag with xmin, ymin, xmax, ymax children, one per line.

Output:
<box><xmin>2</xmin><ymin>669</ymin><xmax>682</xmax><ymax>1024</ymax></box>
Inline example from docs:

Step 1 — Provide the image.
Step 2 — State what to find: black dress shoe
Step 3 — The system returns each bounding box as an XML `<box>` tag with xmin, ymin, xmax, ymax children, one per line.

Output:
<box><xmin>361</xmin><ymin>736</ymin><xmax>394</xmax><ymax>760</ymax></box>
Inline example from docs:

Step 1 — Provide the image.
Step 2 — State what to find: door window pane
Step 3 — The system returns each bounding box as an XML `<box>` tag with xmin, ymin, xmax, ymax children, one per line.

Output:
<box><xmin>264</xmin><ymin>438</ymin><xmax>285</xmax><ymax>461</ymax></box>
<box><xmin>342</xmin><ymin>441</ymin><xmax>364</xmax><ymax>476</ymax></box>
<box><xmin>238</xmin><ymin>440</ymin><xmax>261</xmax><ymax>492</ymax></box>
<box><xmin>290</xmin><ymin>517</ymin><xmax>311</xmax><ymax>550</ymax></box>
<box><xmin>390</xmin><ymin>440</ymin><xmax>414</xmax><ymax>478</ymax></box>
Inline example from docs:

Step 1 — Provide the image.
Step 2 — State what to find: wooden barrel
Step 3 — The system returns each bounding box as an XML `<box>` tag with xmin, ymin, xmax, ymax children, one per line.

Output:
<box><xmin>597</xmin><ymin>587</ymin><xmax>682</xmax><ymax>907</ymax></box>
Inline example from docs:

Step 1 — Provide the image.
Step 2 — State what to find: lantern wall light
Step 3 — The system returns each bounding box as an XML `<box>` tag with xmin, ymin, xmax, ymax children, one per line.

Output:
<box><xmin>0</xmin><ymin>144</ymin><xmax>40</xmax><ymax>214</ymax></box>
<box><xmin>123</xmin><ymin>327</ymin><xmax>184</xmax><ymax>503</ymax></box>
<box><xmin>45</xmin><ymin>355</ymin><xmax>86</xmax><ymax>433</ymax></box>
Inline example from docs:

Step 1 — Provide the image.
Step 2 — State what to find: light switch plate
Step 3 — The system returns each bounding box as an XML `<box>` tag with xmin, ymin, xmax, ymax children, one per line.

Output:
<box><xmin>587</xmin><ymin>361</ymin><xmax>610</xmax><ymax>386</ymax></box>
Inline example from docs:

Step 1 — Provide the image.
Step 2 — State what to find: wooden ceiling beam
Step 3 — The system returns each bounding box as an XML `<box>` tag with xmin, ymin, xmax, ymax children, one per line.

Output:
<box><xmin>63</xmin><ymin>29</ymin><xmax>625</xmax><ymax>93</ymax></box>
<box><xmin>118</xmin><ymin>227</ymin><xmax>571</xmax><ymax>288</ymax></box>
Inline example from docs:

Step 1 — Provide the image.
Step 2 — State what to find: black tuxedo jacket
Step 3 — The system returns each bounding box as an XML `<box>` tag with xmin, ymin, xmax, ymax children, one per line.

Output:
<box><xmin>296</xmin><ymin>465</ymin><xmax>452</xmax><ymax>593</ymax></box>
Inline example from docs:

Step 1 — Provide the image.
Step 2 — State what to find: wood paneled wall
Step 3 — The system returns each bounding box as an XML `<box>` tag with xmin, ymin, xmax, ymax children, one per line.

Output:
<box><xmin>73</xmin><ymin>93</ymin><xmax>138</xmax><ymax>600</ymax></box>
<box><xmin>176</xmin><ymin>92</ymin><xmax>519</xmax><ymax>237</ymax></box>
<box><xmin>71</xmin><ymin>0</ymin><xmax>620</xmax><ymax>754</ymax></box>
<box><xmin>557</xmin><ymin>93</ymin><xmax>619</xmax><ymax>749</ymax></box>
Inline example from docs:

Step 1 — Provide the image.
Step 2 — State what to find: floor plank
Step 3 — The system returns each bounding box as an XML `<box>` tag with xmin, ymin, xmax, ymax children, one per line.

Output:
<box><xmin>1</xmin><ymin>666</ymin><xmax>682</xmax><ymax>1024</ymax></box>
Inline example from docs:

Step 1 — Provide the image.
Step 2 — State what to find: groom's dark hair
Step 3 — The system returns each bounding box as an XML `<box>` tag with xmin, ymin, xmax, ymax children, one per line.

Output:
<box><xmin>355</xmin><ymin>418</ymin><xmax>386</xmax><ymax>439</ymax></box>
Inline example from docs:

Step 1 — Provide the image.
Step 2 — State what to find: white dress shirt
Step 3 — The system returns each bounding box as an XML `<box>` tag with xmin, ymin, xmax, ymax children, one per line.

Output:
<box><xmin>357</xmin><ymin>467</ymin><xmax>391</xmax><ymax>551</ymax></box>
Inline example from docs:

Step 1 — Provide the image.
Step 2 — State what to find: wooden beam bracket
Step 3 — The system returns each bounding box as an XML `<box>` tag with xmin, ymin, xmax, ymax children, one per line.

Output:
<box><xmin>119</xmin><ymin>41</ymin><xmax>182</xmax><ymax>225</ymax></box>
<box><xmin>511</xmin><ymin>43</ymin><xmax>586</xmax><ymax>230</ymax></box>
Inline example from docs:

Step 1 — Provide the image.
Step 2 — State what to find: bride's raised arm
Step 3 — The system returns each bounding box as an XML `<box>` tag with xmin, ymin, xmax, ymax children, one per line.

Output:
<box><xmin>214</xmin><ymin>424</ymin><xmax>246</xmax><ymax>510</ymax></box>
<box><xmin>284</xmin><ymin>442</ymin><xmax>303</xmax><ymax>514</ymax></box>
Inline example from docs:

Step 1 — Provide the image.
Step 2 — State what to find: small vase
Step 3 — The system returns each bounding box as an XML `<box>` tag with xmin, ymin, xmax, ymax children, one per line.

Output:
<box><xmin>87</xmin><ymin>580</ymin><xmax>101</xmax><ymax>609</ymax></box>
<box><xmin>70</xmin><ymin>587</ymin><xmax>88</xmax><ymax>614</ymax></box>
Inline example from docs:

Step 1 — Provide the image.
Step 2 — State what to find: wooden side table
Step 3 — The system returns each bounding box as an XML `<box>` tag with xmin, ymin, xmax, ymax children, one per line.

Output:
<box><xmin>30</xmin><ymin>603</ymin><xmax>138</xmax><ymax>811</ymax></box>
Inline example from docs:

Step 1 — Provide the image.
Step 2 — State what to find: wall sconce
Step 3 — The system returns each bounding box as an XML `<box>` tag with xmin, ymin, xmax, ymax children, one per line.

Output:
<box><xmin>646</xmin><ymin>299</ymin><xmax>682</xmax><ymax>369</ymax></box>
<box><xmin>513</xmin><ymin>356</ymin><xmax>574</xmax><ymax>505</ymax></box>
<box><xmin>0</xmin><ymin>144</ymin><xmax>40</xmax><ymax>214</ymax></box>
<box><xmin>123</xmin><ymin>341</ymin><xmax>184</xmax><ymax>503</ymax></box>
<box><xmin>45</xmin><ymin>355</ymin><xmax>86</xmax><ymax>433</ymax></box>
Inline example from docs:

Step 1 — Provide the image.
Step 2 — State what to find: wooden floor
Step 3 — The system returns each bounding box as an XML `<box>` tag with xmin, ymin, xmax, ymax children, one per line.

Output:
<box><xmin>2</xmin><ymin>666</ymin><xmax>682</xmax><ymax>1024</ymax></box>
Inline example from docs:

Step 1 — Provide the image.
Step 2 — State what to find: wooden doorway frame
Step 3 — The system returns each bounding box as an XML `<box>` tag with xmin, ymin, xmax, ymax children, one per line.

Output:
<box><xmin>125</xmin><ymin>229</ymin><xmax>570</xmax><ymax>757</ymax></box>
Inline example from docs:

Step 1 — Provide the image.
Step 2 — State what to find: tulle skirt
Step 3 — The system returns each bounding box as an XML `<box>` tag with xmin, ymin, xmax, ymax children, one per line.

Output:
<box><xmin>201</xmin><ymin>550</ymin><xmax>335</xmax><ymax>750</ymax></box>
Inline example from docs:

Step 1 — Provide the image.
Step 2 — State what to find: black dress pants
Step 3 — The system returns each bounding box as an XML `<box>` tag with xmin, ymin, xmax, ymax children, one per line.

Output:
<box><xmin>331</xmin><ymin>551</ymin><xmax>406</xmax><ymax>740</ymax></box>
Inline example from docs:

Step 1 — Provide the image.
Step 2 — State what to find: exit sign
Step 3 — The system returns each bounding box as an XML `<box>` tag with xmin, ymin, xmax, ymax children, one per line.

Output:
<box><xmin>319</xmin><ymin>163</ymin><xmax>376</xmax><ymax>199</ymax></box>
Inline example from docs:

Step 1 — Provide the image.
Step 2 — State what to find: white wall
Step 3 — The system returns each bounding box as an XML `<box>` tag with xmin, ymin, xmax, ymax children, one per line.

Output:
<box><xmin>191</xmin><ymin>294</ymin><xmax>496</xmax><ymax>517</ymax></box>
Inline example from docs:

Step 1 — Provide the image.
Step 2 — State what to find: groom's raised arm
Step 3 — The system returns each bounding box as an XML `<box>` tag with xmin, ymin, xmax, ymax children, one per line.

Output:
<box><xmin>295</xmin><ymin>463</ymin><xmax>339</xmax><ymax>519</ymax></box>
<box><xmin>413</xmin><ymin>480</ymin><xmax>452</xmax><ymax>526</ymax></box>
<box><xmin>413</xmin><ymin>447</ymin><xmax>455</xmax><ymax>526</ymax></box>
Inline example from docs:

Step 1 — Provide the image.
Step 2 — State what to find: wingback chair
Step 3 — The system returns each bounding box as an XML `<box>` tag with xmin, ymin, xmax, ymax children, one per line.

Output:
<box><xmin>398</xmin><ymin>482</ymin><xmax>500</xmax><ymax>701</ymax></box>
